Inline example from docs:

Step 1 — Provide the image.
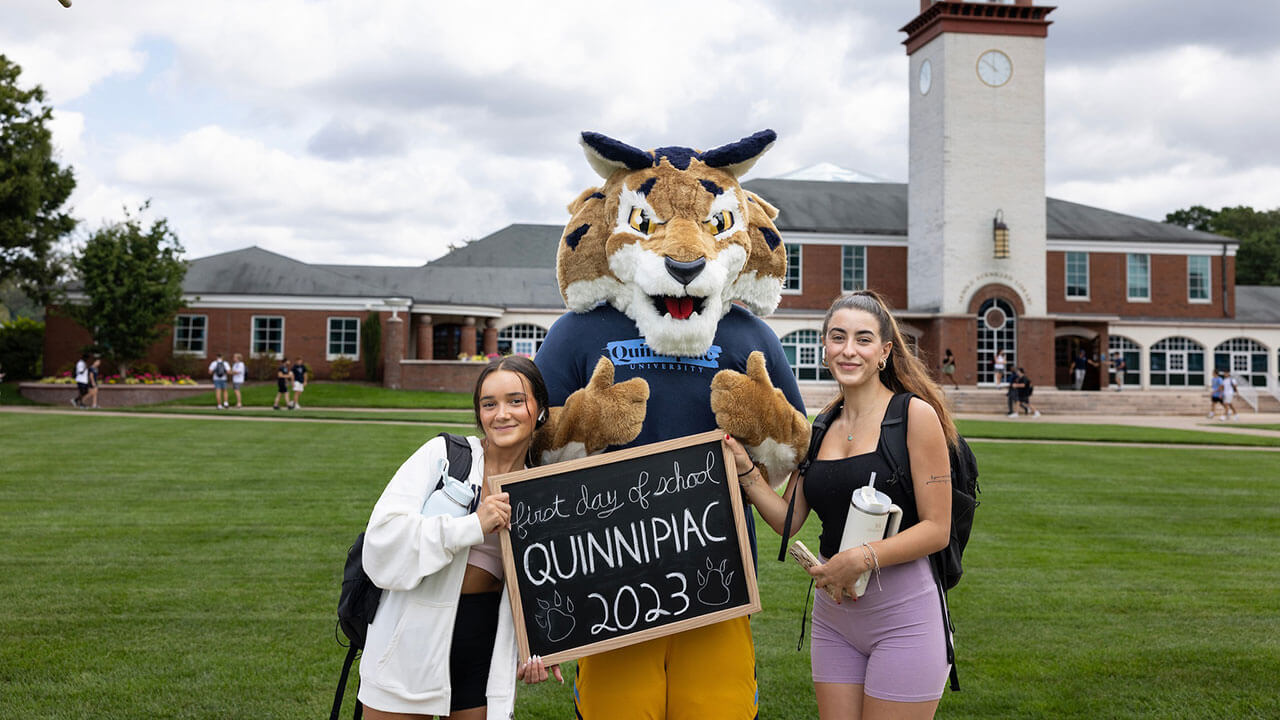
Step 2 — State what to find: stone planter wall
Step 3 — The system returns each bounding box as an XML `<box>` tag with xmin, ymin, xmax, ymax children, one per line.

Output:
<box><xmin>20</xmin><ymin>382</ymin><xmax>211</xmax><ymax>408</ymax></box>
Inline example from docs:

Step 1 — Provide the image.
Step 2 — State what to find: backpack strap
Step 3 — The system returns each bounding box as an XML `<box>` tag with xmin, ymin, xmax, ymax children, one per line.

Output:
<box><xmin>437</xmin><ymin>433</ymin><xmax>478</xmax><ymax>512</ymax></box>
<box><xmin>330</xmin><ymin>644</ymin><xmax>359</xmax><ymax>720</ymax></box>
<box><xmin>777</xmin><ymin>402</ymin><xmax>840</xmax><ymax>562</ymax></box>
<box><xmin>878</xmin><ymin>392</ymin><xmax>915</xmax><ymax>494</ymax></box>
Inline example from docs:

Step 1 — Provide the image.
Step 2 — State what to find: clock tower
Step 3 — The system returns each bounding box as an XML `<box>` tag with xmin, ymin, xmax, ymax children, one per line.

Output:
<box><xmin>902</xmin><ymin>0</ymin><xmax>1055</xmax><ymax>382</ymax></box>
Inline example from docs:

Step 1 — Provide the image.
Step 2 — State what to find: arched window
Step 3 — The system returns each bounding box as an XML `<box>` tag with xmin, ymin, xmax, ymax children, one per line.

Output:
<box><xmin>1213</xmin><ymin>338</ymin><xmax>1268</xmax><ymax>388</ymax></box>
<box><xmin>780</xmin><ymin>329</ymin><xmax>831</xmax><ymax>381</ymax></box>
<box><xmin>1149</xmin><ymin>336</ymin><xmax>1205</xmax><ymax>387</ymax></box>
<box><xmin>977</xmin><ymin>298</ymin><xmax>1017</xmax><ymax>386</ymax></box>
<box><xmin>497</xmin><ymin>323</ymin><xmax>547</xmax><ymax>357</ymax></box>
<box><xmin>1107</xmin><ymin>336</ymin><xmax>1141</xmax><ymax>387</ymax></box>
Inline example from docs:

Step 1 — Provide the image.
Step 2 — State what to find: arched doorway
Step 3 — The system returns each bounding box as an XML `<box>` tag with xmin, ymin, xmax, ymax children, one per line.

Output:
<box><xmin>976</xmin><ymin>298</ymin><xmax>1016</xmax><ymax>386</ymax></box>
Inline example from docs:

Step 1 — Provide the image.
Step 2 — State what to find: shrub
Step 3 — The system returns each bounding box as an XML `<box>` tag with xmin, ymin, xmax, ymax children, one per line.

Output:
<box><xmin>330</xmin><ymin>355</ymin><xmax>354</xmax><ymax>381</ymax></box>
<box><xmin>165</xmin><ymin>353</ymin><xmax>201</xmax><ymax>378</ymax></box>
<box><xmin>0</xmin><ymin>317</ymin><xmax>44</xmax><ymax>379</ymax></box>
<box><xmin>248</xmin><ymin>352</ymin><xmax>278</xmax><ymax>381</ymax></box>
<box><xmin>362</xmin><ymin>312</ymin><xmax>381</xmax><ymax>382</ymax></box>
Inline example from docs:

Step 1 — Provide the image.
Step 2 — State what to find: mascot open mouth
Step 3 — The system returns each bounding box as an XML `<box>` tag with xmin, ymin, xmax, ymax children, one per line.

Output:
<box><xmin>652</xmin><ymin>295</ymin><xmax>706</xmax><ymax>320</ymax></box>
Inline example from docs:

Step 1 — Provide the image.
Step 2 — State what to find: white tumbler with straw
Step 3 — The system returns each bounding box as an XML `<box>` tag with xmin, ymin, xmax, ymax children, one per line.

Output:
<box><xmin>838</xmin><ymin>472</ymin><xmax>903</xmax><ymax>598</ymax></box>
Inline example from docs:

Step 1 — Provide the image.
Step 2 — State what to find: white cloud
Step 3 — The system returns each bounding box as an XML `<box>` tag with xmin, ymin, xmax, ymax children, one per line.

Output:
<box><xmin>3</xmin><ymin>0</ymin><xmax>1279</xmax><ymax>267</ymax></box>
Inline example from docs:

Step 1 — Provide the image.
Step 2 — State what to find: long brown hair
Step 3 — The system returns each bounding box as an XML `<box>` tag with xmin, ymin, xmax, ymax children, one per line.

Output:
<box><xmin>821</xmin><ymin>290</ymin><xmax>959</xmax><ymax>447</ymax></box>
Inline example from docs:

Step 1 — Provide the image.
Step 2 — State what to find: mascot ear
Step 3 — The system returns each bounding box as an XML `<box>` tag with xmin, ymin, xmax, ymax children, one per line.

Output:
<box><xmin>701</xmin><ymin>129</ymin><xmax>776</xmax><ymax>179</ymax></box>
<box><xmin>580</xmin><ymin>131</ymin><xmax>654</xmax><ymax>180</ymax></box>
<box><xmin>744</xmin><ymin>190</ymin><xmax>780</xmax><ymax>221</ymax></box>
<box><xmin>567</xmin><ymin>187</ymin><xmax>603</xmax><ymax>215</ymax></box>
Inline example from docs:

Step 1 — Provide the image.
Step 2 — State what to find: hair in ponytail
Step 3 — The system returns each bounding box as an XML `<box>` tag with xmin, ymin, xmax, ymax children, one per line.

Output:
<box><xmin>821</xmin><ymin>290</ymin><xmax>959</xmax><ymax>447</ymax></box>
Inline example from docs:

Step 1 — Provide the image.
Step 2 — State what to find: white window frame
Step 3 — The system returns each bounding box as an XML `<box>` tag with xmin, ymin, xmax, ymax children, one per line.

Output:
<box><xmin>496</xmin><ymin>323</ymin><xmax>548</xmax><ymax>358</ymax></box>
<box><xmin>173</xmin><ymin>314</ymin><xmax>208</xmax><ymax>356</ymax></box>
<box><xmin>1127</xmin><ymin>253</ymin><xmax>1150</xmax><ymax>302</ymax></box>
<box><xmin>326</xmin><ymin>316</ymin><xmax>360</xmax><ymax>361</ymax></box>
<box><xmin>842</xmin><ymin>245</ymin><xmax>866</xmax><ymax>292</ymax></box>
<box><xmin>1064</xmin><ymin>251</ymin><xmax>1089</xmax><ymax>300</ymax></box>
<box><xmin>782</xmin><ymin>243</ymin><xmax>802</xmax><ymax>294</ymax></box>
<box><xmin>251</xmin><ymin>315</ymin><xmax>285</xmax><ymax>359</ymax></box>
<box><xmin>1187</xmin><ymin>255</ymin><xmax>1211</xmax><ymax>303</ymax></box>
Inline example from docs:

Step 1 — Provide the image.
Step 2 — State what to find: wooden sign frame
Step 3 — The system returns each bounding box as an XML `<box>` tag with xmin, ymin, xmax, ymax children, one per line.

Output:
<box><xmin>488</xmin><ymin>430</ymin><xmax>761</xmax><ymax>666</ymax></box>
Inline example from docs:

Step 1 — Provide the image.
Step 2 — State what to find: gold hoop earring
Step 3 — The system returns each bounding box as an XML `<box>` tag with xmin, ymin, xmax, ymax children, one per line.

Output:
<box><xmin>820</xmin><ymin>352</ymin><xmax>828</xmax><ymax>368</ymax></box>
<box><xmin>877</xmin><ymin>357</ymin><xmax>887</xmax><ymax>371</ymax></box>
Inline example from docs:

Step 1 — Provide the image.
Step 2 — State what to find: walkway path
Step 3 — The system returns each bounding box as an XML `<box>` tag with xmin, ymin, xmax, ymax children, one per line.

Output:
<box><xmin>6</xmin><ymin>405</ymin><xmax>1279</xmax><ymax>448</ymax></box>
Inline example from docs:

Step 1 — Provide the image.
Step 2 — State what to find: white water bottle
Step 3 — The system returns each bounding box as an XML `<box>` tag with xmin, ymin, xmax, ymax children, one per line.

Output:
<box><xmin>422</xmin><ymin>457</ymin><xmax>477</xmax><ymax>518</ymax></box>
<box><xmin>838</xmin><ymin>472</ymin><xmax>902</xmax><ymax>598</ymax></box>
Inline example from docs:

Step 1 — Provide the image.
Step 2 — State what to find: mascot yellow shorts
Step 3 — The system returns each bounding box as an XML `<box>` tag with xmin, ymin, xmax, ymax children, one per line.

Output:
<box><xmin>573</xmin><ymin>616</ymin><xmax>757</xmax><ymax>720</ymax></box>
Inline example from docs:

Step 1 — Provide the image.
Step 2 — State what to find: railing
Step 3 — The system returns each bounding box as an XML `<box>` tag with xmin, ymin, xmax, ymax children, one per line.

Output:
<box><xmin>1234</xmin><ymin>376</ymin><xmax>1259</xmax><ymax>413</ymax></box>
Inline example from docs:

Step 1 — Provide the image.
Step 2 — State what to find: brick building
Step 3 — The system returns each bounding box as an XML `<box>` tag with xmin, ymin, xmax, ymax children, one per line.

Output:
<box><xmin>43</xmin><ymin>0</ymin><xmax>1280</xmax><ymax>400</ymax></box>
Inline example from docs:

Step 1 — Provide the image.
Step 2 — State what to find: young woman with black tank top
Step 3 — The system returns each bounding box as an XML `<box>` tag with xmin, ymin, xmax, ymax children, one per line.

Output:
<box><xmin>727</xmin><ymin>290</ymin><xmax>959</xmax><ymax>720</ymax></box>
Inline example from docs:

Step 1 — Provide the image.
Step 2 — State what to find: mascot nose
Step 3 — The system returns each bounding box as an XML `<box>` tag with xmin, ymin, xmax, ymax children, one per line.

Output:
<box><xmin>665</xmin><ymin>257</ymin><xmax>706</xmax><ymax>287</ymax></box>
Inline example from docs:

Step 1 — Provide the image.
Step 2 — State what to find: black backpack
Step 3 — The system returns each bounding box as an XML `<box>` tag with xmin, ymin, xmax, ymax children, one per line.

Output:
<box><xmin>778</xmin><ymin>392</ymin><xmax>979</xmax><ymax>690</ymax></box>
<box><xmin>330</xmin><ymin>433</ymin><xmax>474</xmax><ymax>720</ymax></box>
<box><xmin>212</xmin><ymin>360</ymin><xmax>227</xmax><ymax>379</ymax></box>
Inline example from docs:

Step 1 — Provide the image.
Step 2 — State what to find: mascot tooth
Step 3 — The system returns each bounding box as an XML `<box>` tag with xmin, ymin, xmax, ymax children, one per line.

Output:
<box><xmin>533</xmin><ymin>129</ymin><xmax>811</xmax><ymax>719</ymax></box>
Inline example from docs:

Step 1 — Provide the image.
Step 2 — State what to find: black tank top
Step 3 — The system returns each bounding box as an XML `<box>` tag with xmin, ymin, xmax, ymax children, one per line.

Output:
<box><xmin>803</xmin><ymin>441</ymin><xmax>921</xmax><ymax>559</ymax></box>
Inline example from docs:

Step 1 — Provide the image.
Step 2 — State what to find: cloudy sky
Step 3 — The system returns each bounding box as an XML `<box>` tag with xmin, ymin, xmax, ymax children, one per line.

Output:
<box><xmin>5</xmin><ymin>0</ymin><xmax>1278</xmax><ymax>266</ymax></box>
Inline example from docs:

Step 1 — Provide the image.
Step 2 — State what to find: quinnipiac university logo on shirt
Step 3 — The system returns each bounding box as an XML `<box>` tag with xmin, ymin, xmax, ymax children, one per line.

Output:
<box><xmin>605</xmin><ymin>339</ymin><xmax>721</xmax><ymax>373</ymax></box>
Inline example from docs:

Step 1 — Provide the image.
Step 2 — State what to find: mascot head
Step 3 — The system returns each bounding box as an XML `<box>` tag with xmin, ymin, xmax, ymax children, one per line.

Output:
<box><xmin>557</xmin><ymin>130</ymin><xmax>787</xmax><ymax>357</ymax></box>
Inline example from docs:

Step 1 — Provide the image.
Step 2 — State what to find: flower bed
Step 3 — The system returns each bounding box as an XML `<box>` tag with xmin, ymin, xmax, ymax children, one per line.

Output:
<box><xmin>40</xmin><ymin>371</ymin><xmax>198</xmax><ymax>386</ymax></box>
<box><xmin>20</xmin><ymin>380</ymin><xmax>209</xmax><ymax>407</ymax></box>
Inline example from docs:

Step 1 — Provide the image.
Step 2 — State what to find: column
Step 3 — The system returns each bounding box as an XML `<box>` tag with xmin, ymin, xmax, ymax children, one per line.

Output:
<box><xmin>460</xmin><ymin>317</ymin><xmax>477</xmax><ymax>358</ymax></box>
<box><xmin>383</xmin><ymin>314</ymin><xmax>404</xmax><ymax>389</ymax></box>
<box><xmin>415</xmin><ymin>314</ymin><xmax>433</xmax><ymax>361</ymax></box>
<box><xmin>482</xmin><ymin>319</ymin><xmax>498</xmax><ymax>357</ymax></box>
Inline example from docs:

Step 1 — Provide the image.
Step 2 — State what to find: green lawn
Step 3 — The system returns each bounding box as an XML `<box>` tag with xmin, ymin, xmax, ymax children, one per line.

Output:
<box><xmin>160</xmin><ymin>381</ymin><xmax>474</xmax><ymax>409</ymax></box>
<box><xmin>1</xmin><ymin>414</ymin><xmax>1277</xmax><ymax>718</ymax></box>
<box><xmin>121</xmin><ymin>405</ymin><xmax>474</xmax><ymax>425</ymax></box>
<box><xmin>955</xmin><ymin>419</ymin><xmax>1280</xmax><ymax>447</ymax></box>
<box><xmin>0</xmin><ymin>380</ymin><xmax>38</xmax><ymax>405</ymax></box>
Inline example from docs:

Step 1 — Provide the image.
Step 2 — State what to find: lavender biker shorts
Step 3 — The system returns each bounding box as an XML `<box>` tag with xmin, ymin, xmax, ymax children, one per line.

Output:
<box><xmin>810</xmin><ymin>556</ymin><xmax>950</xmax><ymax>702</ymax></box>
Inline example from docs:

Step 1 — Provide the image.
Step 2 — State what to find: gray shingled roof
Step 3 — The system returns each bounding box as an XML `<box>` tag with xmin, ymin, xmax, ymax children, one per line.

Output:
<box><xmin>1235</xmin><ymin>286</ymin><xmax>1280</xmax><ymax>324</ymax></box>
<box><xmin>183</xmin><ymin>179</ymin><xmax>1244</xmax><ymax>311</ymax></box>
<box><xmin>744</xmin><ymin>178</ymin><xmax>1237</xmax><ymax>245</ymax></box>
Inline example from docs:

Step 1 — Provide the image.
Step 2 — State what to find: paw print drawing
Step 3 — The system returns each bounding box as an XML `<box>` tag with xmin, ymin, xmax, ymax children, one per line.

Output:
<box><xmin>696</xmin><ymin>558</ymin><xmax>733</xmax><ymax>606</ymax></box>
<box><xmin>534</xmin><ymin>591</ymin><xmax>576</xmax><ymax>642</ymax></box>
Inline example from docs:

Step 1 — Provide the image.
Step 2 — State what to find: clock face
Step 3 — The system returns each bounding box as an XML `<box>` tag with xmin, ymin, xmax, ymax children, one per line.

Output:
<box><xmin>918</xmin><ymin>59</ymin><xmax>932</xmax><ymax>95</ymax></box>
<box><xmin>977</xmin><ymin>49</ymin><xmax>1012</xmax><ymax>87</ymax></box>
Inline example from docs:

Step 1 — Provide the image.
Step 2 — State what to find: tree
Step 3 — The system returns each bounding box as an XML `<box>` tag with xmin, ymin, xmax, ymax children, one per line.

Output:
<box><xmin>1165</xmin><ymin>205</ymin><xmax>1280</xmax><ymax>286</ymax></box>
<box><xmin>362</xmin><ymin>310</ymin><xmax>381</xmax><ymax>382</ymax></box>
<box><xmin>0</xmin><ymin>55</ymin><xmax>77</xmax><ymax>306</ymax></box>
<box><xmin>67</xmin><ymin>203</ymin><xmax>187</xmax><ymax>377</ymax></box>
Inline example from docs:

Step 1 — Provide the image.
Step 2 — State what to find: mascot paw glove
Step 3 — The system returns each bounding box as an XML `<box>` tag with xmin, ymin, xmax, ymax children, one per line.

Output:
<box><xmin>711</xmin><ymin>351</ymin><xmax>810</xmax><ymax>488</ymax></box>
<box><xmin>550</xmin><ymin>357</ymin><xmax>650</xmax><ymax>458</ymax></box>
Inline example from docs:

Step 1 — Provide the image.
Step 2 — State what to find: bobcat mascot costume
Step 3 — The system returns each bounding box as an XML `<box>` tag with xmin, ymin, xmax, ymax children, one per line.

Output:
<box><xmin>533</xmin><ymin>129</ymin><xmax>810</xmax><ymax>720</ymax></box>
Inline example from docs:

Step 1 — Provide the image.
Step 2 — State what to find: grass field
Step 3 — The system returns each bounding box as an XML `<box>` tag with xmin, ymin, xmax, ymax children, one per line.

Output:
<box><xmin>2</xmin><ymin>412</ymin><xmax>1278</xmax><ymax>718</ymax></box>
<box><xmin>160</xmin><ymin>381</ymin><xmax>475</xmax><ymax>409</ymax></box>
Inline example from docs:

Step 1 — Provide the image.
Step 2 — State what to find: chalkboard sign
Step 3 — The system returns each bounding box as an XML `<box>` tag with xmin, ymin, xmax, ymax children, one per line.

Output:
<box><xmin>490</xmin><ymin>430</ymin><xmax>760</xmax><ymax>665</ymax></box>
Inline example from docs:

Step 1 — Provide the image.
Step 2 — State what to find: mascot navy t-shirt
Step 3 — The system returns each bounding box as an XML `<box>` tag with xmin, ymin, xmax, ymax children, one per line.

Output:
<box><xmin>536</xmin><ymin>303</ymin><xmax>806</xmax><ymax>449</ymax></box>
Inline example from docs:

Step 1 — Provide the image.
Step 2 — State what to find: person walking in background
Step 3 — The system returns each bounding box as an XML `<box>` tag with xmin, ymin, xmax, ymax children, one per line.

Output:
<box><xmin>273</xmin><ymin>358</ymin><xmax>292</xmax><ymax>410</ymax></box>
<box><xmin>289</xmin><ymin>356</ymin><xmax>308</xmax><ymax>409</ymax></box>
<box><xmin>230</xmin><ymin>353</ymin><xmax>246</xmax><ymax>408</ymax></box>
<box><xmin>941</xmin><ymin>348</ymin><xmax>959</xmax><ymax>389</ymax></box>
<box><xmin>1112</xmin><ymin>352</ymin><xmax>1127</xmax><ymax>391</ymax></box>
<box><xmin>728</xmin><ymin>290</ymin><xmax>956</xmax><ymax>719</ymax></box>
<box><xmin>1070</xmin><ymin>349</ymin><xmax>1095</xmax><ymax>391</ymax></box>
<box><xmin>1014</xmin><ymin>367</ymin><xmax>1041</xmax><ymax>417</ymax></box>
<box><xmin>209</xmin><ymin>353</ymin><xmax>231</xmax><ymax>409</ymax></box>
<box><xmin>1221</xmin><ymin>370</ymin><xmax>1239</xmax><ymax>421</ymax></box>
<box><xmin>85</xmin><ymin>357</ymin><xmax>102</xmax><ymax>409</ymax></box>
<box><xmin>1005</xmin><ymin>368</ymin><xmax>1022</xmax><ymax>417</ymax></box>
<box><xmin>72</xmin><ymin>353</ymin><xmax>90</xmax><ymax>408</ymax></box>
<box><xmin>1208</xmin><ymin>369</ymin><xmax>1226</xmax><ymax>420</ymax></box>
<box><xmin>993</xmin><ymin>348</ymin><xmax>1007</xmax><ymax>387</ymax></box>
